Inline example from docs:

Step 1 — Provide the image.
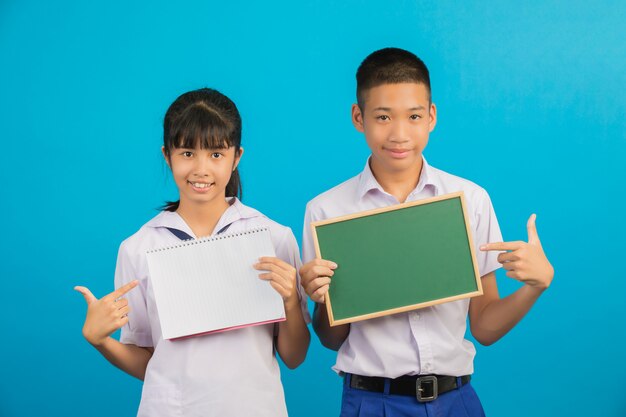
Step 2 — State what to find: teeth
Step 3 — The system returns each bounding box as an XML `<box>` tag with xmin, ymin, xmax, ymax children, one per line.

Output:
<box><xmin>192</xmin><ymin>182</ymin><xmax>211</xmax><ymax>188</ymax></box>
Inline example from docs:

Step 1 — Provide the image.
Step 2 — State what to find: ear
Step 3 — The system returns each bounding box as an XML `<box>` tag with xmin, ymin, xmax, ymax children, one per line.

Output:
<box><xmin>351</xmin><ymin>104</ymin><xmax>365</xmax><ymax>133</ymax></box>
<box><xmin>233</xmin><ymin>147</ymin><xmax>244</xmax><ymax>171</ymax></box>
<box><xmin>428</xmin><ymin>103</ymin><xmax>437</xmax><ymax>132</ymax></box>
<box><xmin>161</xmin><ymin>146</ymin><xmax>171</xmax><ymax>168</ymax></box>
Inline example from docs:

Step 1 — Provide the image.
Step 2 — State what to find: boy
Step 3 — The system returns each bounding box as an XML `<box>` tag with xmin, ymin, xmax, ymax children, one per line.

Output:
<box><xmin>300</xmin><ymin>48</ymin><xmax>554</xmax><ymax>416</ymax></box>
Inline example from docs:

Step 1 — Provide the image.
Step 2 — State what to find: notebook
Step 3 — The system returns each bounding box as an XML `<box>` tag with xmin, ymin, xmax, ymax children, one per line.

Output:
<box><xmin>146</xmin><ymin>227</ymin><xmax>286</xmax><ymax>340</ymax></box>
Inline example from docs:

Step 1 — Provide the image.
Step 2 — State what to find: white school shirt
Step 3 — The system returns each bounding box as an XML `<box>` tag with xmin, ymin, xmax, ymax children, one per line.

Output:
<box><xmin>115</xmin><ymin>198</ymin><xmax>310</xmax><ymax>417</ymax></box>
<box><xmin>302</xmin><ymin>157</ymin><xmax>502</xmax><ymax>378</ymax></box>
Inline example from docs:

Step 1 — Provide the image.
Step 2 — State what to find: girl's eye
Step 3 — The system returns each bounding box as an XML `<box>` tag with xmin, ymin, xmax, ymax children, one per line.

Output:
<box><xmin>182</xmin><ymin>151</ymin><xmax>194</xmax><ymax>157</ymax></box>
<box><xmin>211</xmin><ymin>152</ymin><xmax>223</xmax><ymax>159</ymax></box>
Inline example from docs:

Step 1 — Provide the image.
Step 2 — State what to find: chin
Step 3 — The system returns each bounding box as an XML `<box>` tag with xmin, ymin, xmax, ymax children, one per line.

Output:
<box><xmin>387</xmin><ymin>156</ymin><xmax>421</xmax><ymax>170</ymax></box>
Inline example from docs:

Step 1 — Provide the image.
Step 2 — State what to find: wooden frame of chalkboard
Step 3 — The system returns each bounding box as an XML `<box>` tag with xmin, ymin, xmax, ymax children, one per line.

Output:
<box><xmin>311</xmin><ymin>192</ymin><xmax>483</xmax><ymax>326</ymax></box>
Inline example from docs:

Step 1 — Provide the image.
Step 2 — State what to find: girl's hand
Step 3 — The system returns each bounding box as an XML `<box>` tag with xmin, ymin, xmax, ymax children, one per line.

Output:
<box><xmin>481</xmin><ymin>214</ymin><xmax>554</xmax><ymax>290</ymax></box>
<box><xmin>254</xmin><ymin>257</ymin><xmax>299</xmax><ymax>308</ymax></box>
<box><xmin>74</xmin><ymin>280</ymin><xmax>139</xmax><ymax>347</ymax></box>
<box><xmin>299</xmin><ymin>259</ymin><xmax>337</xmax><ymax>304</ymax></box>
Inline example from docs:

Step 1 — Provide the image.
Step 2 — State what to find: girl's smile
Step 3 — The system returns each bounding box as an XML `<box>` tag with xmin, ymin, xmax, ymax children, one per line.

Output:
<box><xmin>188</xmin><ymin>180</ymin><xmax>215</xmax><ymax>192</ymax></box>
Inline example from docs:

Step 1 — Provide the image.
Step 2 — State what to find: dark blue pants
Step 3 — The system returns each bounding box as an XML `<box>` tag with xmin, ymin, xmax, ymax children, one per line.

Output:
<box><xmin>340</xmin><ymin>374</ymin><xmax>486</xmax><ymax>417</ymax></box>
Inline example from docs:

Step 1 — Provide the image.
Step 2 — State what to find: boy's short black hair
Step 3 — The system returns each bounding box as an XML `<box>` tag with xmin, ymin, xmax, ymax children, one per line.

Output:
<box><xmin>356</xmin><ymin>47</ymin><xmax>431</xmax><ymax>107</ymax></box>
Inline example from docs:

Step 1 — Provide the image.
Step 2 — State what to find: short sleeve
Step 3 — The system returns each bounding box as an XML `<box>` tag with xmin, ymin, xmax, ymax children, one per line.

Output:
<box><xmin>114</xmin><ymin>241</ymin><xmax>153</xmax><ymax>347</ymax></box>
<box><xmin>472</xmin><ymin>188</ymin><xmax>503</xmax><ymax>277</ymax></box>
<box><xmin>301</xmin><ymin>202</ymin><xmax>318</xmax><ymax>264</ymax></box>
<box><xmin>274</xmin><ymin>228</ymin><xmax>311</xmax><ymax>324</ymax></box>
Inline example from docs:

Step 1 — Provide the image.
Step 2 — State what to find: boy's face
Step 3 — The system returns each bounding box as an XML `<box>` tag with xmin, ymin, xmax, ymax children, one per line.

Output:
<box><xmin>352</xmin><ymin>82</ymin><xmax>436</xmax><ymax>176</ymax></box>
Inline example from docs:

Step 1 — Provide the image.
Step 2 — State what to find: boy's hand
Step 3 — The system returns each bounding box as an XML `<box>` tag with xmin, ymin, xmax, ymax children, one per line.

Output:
<box><xmin>255</xmin><ymin>257</ymin><xmax>299</xmax><ymax>309</ymax></box>
<box><xmin>480</xmin><ymin>214</ymin><xmax>554</xmax><ymax>290</ymax></box>
<box><xmin>74</xmin><ymin>280</ymin><xmax>139</xmax><ymax>347</ymax></box>
<box><xmin>299</xmin><ymin>259</ymin><xmax>337</xmax><ymax>303</ymax></box>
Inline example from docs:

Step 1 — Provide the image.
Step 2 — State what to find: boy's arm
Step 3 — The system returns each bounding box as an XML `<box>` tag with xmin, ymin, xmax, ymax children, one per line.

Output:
<box><xmin>312</xmin><ymin>301</ymin><xmax>350</xmax><ymax>351</ymax></box>
<box><xmin>300</xmin><ymin>203</ymin><xmax>350</xmax><ymax>350</ymax></box>
<box><xmin>300</xmin><ymin>259</ymin><xmax>350</xmax><ymax>351</ymax></box>
<box><xmin>469</xmin><ymin>214</ymin><xmax>554</xmax><ymax>346</ymax></box>
<box><xmin>75</xmin><ymin>282</ymin><xmax>154</xmax><ymax>380</ymax></box>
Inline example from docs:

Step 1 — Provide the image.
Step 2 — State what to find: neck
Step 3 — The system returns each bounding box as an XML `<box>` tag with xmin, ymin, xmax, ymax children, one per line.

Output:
<box><xmin>176</xmin><ymin>196</ymin><xmax>230</xmax><ymax>238</ymax></box>
<box><xmin>369</xmin><ymin>157</ymin><xmax>424</xmax><ymax>203</ymax></box>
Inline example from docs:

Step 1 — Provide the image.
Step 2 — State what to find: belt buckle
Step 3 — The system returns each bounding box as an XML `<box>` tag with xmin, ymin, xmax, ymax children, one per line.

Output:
<box><xmin>416</xmin><ymin>375</ymin><xmax>438</xmax><ymax>402</ymax></box>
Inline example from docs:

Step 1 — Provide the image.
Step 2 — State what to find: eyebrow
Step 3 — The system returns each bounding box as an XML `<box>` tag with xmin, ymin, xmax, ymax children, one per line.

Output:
<box><xmin>372</xmin><ymin>106</ymin><xmax>426</xmax><ymax>112</ymax></box>
<box><xmin>176</xmin><ymin>145</ymin><xmax>229</xmax><ymax>151</ymax></box>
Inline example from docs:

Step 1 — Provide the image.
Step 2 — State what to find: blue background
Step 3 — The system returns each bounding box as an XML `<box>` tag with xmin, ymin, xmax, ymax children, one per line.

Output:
<box><xmin>1</xmin><ymin>1</ymin><xmax>625</xmax><ymax>416</ymax></box>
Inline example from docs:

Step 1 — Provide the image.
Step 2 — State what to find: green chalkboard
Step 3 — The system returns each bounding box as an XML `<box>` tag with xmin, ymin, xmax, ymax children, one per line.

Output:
<box><xmin>312</xmin><ymin>192</ymin><xmax>482</xmax><ymax>325</ymax></box>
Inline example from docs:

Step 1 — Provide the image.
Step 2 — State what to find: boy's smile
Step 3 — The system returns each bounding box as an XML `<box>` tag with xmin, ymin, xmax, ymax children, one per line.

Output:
<box><xmin>384</xmin><ymin>146</ymin><xmax>412</xmax><ymax>159</ymax></box>
<box><xmin>352</xmin><ymin>82</ymin><xmax>436</xmax><ymax>182</ymax></box>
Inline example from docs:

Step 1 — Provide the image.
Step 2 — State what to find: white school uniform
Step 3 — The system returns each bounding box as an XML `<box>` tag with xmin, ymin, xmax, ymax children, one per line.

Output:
<box><xmin>302</xmin><ymin>157</ymin><xmax>503</xmax><ymax>378</ymax></box>
<box><xmin>115</xmin><ymin>198</ymin><xmax>310</xmax><ymax>417</ymax></box>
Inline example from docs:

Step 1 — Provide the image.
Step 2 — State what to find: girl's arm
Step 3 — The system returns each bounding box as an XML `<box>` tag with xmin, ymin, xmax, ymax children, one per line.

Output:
<box><xmin>75</xmin><ymin>282</ymin><xmax>154</xmax><ymax>380</ymax></box>
<box><xmin>469</xmin><ymin>214</ymin><xmax>554</xmax><ymax>345</ymax></box>
<box><xmin>276</xmin><ymin>294</ymin><xmax>310</xmax><ymax>369</ymax></box>
<box><xmin>255</xmin><ymin>257</ymin><xmax>310</xmax><ymax>369</ymax></box>
<box><xmin>91</xmin><ymin>338</ymin><xmax>154</xmax><ymax>380</ymax></box>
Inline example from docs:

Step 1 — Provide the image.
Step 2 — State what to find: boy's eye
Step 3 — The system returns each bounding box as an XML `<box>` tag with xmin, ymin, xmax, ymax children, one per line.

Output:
<box><xmin>376</xmin><ymin>115</ymin><xmax>390</xmax><ymax>121</ymax></box>
<box><xmin>410</xmin><ymin>114</ymin><xmax>421</xmax><ymax>120</ymax></box>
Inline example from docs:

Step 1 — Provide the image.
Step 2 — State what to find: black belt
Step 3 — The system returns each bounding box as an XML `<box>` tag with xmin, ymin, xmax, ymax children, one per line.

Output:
<box><xmin>348</xmin><ymin>373</ymin><xmax>471</xmax><ymax>402</ymax></box>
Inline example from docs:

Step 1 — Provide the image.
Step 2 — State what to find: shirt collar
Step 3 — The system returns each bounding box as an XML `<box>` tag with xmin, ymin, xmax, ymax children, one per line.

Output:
<box><xmin>145</xmin><ymin>197</ymin><xmax>263</xmax><ymax>238</ymax></box>
<box><xmin>356</xmin><ymin>155</ymin><xmax>440</xmax><ymax>199</ymax></box>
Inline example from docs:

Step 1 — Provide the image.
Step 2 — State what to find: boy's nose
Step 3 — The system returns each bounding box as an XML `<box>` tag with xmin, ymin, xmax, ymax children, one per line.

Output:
<box><xmin>389</xmin><ymin>122</ymin><xmax>410</xmax><ymax>142</ymax></box>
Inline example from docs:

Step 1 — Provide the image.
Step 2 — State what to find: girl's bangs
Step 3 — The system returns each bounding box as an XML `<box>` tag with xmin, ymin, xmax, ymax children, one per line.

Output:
<box><xmin>170</xmin><ymin>104</ymin><xmax>235</xmax><ymax>150</ymax></box>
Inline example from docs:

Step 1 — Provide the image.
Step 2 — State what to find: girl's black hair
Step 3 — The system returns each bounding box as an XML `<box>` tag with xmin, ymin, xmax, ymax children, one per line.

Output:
<box><xmin>161</xmin><ymin>88</ymin><xmax>242</xmax><ymax>212</ymax></box>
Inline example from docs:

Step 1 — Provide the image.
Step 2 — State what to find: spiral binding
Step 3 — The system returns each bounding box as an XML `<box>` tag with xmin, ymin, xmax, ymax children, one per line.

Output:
<box><xmin>147</xmin><ymin>226</ymin><xmax>270</xmax><ymax>254</ymax></box>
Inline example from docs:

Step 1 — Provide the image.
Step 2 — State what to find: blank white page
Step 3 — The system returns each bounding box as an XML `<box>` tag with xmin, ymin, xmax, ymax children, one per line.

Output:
<box><xmin>146</xmin><ymin>227</ymin><xmax>285</xmax><ymax>340</ymax></box>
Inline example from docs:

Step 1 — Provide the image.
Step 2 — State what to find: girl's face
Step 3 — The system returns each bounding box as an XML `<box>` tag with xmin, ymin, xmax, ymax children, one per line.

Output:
<box><xmin>163</xmin><ymin>145</ymin><xmax>243</xmax><ymax>208</ymax></box>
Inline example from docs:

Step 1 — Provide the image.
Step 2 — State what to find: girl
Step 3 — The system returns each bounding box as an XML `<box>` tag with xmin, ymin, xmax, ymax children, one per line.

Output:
<box><xmin>75</xmin><ymin>88</ymin><xmax>311</xmax><ymax>416</ymax></box>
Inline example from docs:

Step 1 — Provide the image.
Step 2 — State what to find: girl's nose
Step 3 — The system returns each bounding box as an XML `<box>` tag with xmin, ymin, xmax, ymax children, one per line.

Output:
<box><xmin>192</xmin><ymin>158</ymin><xmax>211</xmax><ymax>176</ymax></box>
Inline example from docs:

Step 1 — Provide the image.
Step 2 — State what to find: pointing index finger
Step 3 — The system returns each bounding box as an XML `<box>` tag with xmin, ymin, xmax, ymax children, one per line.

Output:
<box><xmin>480</xmin><ymin>241</ymin><xmax>523</xmax><ymax>252</ymax></box>
<box><xmin>110</xmin><ymin>280</ymin><xmax>139</xmax><ymax>299</ymax></box>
